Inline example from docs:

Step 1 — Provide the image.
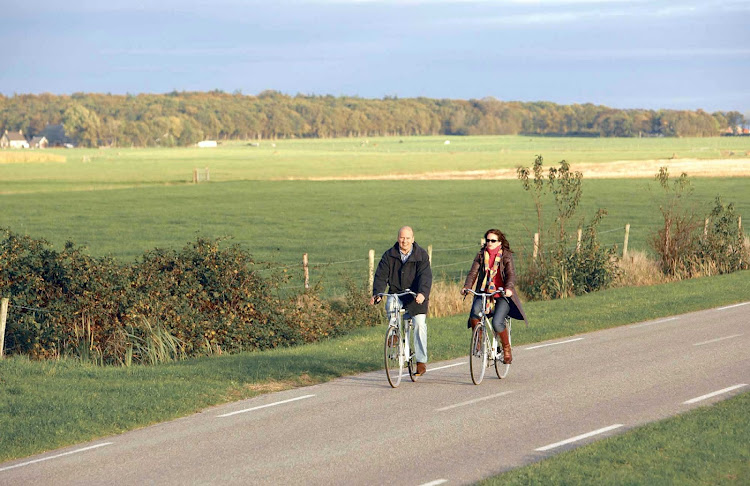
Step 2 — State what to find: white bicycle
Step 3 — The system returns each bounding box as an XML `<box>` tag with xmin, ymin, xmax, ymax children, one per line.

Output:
<box><xmin>376</xmin><ymin>290</ymin><xmax>419</xmax><ymax>388</ymax></box>
<box><xmin>464</xmin><ymin>289</ymin><xmax>512</xmax><ymax>385</ymax></box>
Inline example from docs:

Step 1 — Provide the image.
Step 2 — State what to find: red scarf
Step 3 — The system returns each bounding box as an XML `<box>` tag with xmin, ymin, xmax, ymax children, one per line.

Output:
<box><xmin>481</xmin><ymin>246</ymin><xmax>504</xmax><ymax>292</ymax></box>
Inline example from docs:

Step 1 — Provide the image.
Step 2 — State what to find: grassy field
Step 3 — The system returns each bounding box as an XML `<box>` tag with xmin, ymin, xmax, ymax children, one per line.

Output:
<box><xmin>1</xmin><ymin>135</ymin><xmax>750</xmax><ymax>190</ymax></box>
<box><xmin>1</xmin><ymin>270</ymin><xmax>748</xmax><ymax>464</ymax></box>
<box><xmin>1</xmin><ymin>135</ymin><xmax>748</xmax><ymax>294</ymax></box>
<box><xmin>1</xmin><ymin>178</ymin><xmax>748</xmax><ymax>294</ymax></box>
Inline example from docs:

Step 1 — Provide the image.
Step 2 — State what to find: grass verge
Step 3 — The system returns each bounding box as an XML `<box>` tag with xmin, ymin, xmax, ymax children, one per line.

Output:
<box><xmin>0</xmin><ymin>271</ymin><xmax>748</xmax><ymax>463</ymax></box>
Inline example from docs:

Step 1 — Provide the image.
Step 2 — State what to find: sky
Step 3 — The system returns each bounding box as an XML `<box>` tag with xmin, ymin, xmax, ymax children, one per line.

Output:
<box><xmin>2</xmin><ymin>0</ymin><xmax>749</xmax><ymax>114</ymax></box>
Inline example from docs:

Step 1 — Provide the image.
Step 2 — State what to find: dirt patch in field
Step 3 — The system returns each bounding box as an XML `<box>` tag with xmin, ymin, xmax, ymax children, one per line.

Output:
<box><xmin>304</xmin><ymin>158</ymin><xmax>750</xmax><ymax>180</ymax></box>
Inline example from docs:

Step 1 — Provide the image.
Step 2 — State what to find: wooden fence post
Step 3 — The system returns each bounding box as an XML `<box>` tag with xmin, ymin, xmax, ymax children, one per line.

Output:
<box><xmin>533</xmin><ymin>233</ymin><xmax>539</xmax><ymax>260</ymax></box>
<box><xmin>576</xmin><ymin>228</ymin><xmax>582</xmax><ymax>252</ymax></box>
<box><xmin>623</xmin><ymin>224</ymin><xmax>630</xmax><ymax>258</ymax></box>
<box><xmin>302</xmin><ymin>253</ymin><xmax>309</xmax><ymax>289</ymax></box>
<box><xmin>704</xmin><ymin>218</ymin><xmax>709</xmax><ymax>236</ymax></box>
<box><xmin>205</xmin><ymin>167</ymin><xmax>210</xmax><ymax>182</ymax></box>
<box><xmin>427</xmin><ymin>244</ymin><xmax>433</xmax><ymax>264</ymax></box>
<box><xmin>368</xmin><ymin>249</ymin><xmax>375</xmax><ymax>294</ymax></box>
<box><xmin>192</xmin><ymin>168</ymin><xmax>198</xmax><ymax>183</ymax></box>
<box><xmin>0</xmin><ymin>298</ymin><xmax>8</xmax><ymax>359</ymax></box>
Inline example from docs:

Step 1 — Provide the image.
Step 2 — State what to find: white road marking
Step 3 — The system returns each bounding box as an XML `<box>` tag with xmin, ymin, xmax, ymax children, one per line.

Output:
<box><xmin>535</xmin><ymin>424</ymin><xmax>624</xmax><ymax>452</ymax></box>
<box><xmin>217</xmin><ymin>394</ymin><xmax>316</xmax><ymax>417</ymax></box>
<box><xmin>524</xmin><ymin>338</ymin><xmax>584</xmax><ymax>350</ymax></box>
<box><xmin>435</xmin><ymin>391</ymin><xmax>513</xmax><ymax>412</ymax></box>
<box><xmin>693</xmin><ymin>334</ymin><xmax>743</xmax><ymax>346</ymax></box>
<box><xmin>0</xmin><ymin>442</ymin><xmax>113</xmax><ymax>473</ymax></box>
<box><xmin>427</xmin><ymin>362</ymin><xmax>465</xmax><ymax>372</ymax></box>
<box><xmin>630</xmin><ymin>317</ymin><xmax>678</xmax><ymax>328</ymax></box>
<box><xmin>682</xmin><ymin>384</ymin><xmax>747</xmax><ymax>405</ymax></box>
<box><xmin>419</xmin><ymin>480</ymin><xmax>448</xmax><ymax>486</ymax></box>
<box><xmin>717</xmin><ymin>302</ymin><xmax>750</xmax><ymax>311</ymax></box>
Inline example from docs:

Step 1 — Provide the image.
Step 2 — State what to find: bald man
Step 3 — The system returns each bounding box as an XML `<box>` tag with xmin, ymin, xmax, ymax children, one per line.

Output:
<box><xmin>371</xmin><ymin>226</ymin><xmax>433</xmax><ymax>376</ymax></box>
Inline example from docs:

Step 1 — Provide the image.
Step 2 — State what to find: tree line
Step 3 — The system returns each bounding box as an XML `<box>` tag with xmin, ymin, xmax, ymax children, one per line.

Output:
<box><xmin>0</xmin><ymin>90</ymin><xmax>745</xmax><ymax>147</ymax></box>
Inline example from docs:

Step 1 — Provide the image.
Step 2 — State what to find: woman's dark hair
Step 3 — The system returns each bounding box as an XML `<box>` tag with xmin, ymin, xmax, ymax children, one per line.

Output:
<box><xmin>484</xmin><ymin>229</ymin><xmax>513</xmax><ymax>253</ymax></box>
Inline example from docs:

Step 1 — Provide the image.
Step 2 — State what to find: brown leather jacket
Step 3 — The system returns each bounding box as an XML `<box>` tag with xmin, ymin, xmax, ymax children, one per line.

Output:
<box><xmin>464</xmin><ymin>248</ymin><xmax>528</xmax><ymax>325</ymax></box>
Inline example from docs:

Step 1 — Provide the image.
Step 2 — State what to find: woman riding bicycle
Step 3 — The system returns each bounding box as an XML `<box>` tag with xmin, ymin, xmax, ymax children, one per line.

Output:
<box><xmin>461</xmin><ymin>229</ymin><xmax>528</xmax><ymax>364</ymax></box>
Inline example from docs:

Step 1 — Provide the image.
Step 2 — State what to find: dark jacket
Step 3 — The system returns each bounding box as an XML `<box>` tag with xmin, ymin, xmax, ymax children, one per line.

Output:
<box><xmin>464</xmin><ymin>247</ymin><xmax>528</xmax><ymax>326</ymax></box>
<box><xmin>372</xmin><ymin>242</ymin><xmax>432</xmax><ymax>315</ymax></box>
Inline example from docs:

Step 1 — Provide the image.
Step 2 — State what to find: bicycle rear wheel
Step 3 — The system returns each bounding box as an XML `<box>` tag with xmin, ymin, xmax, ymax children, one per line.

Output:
<box><xmin>495</xmin><ymin>319</ymin><xmax>511</xmax><ymax>379</ymax></box>
<box><xmin>403</xmin><ymin>322</ymin><xmax>420</xmax><ymax>382</ymax></box>
<box><xmin>384</xmin><ymin>326</ymin><xmax>403</xmax><ymax>388</ymax></box>
<box><xmin>470</xmin><ymin>324</ymin><xmax>487</xmax><ymax>385</ymax></box>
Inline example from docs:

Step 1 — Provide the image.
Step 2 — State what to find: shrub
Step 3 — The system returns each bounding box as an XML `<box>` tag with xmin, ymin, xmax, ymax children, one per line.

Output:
<box><xmin>516</xmin><ymin>158</ymin><xmax>619</xmax><ymax>300</ymax></box>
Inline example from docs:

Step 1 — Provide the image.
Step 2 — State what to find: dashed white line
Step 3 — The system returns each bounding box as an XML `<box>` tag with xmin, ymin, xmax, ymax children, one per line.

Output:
<box><xmin>683</xmin><ymin>384</ymin><xmax>747</xmax><ymax>405</ymax></box>
<box><xmin>535</xmin><ymin>424</ymin><xmax>624</xmax><ymax>452</ymax></box>
<box><xmin>630</xmin><ymin>317</ymin><xmax>679</xmax><ymax>328</ymax></box>
<box><xmin>217</xmin><ymin>394</ymin><xmax>316</xmax><ymax>417</ymax></box>
<box><xmin>435</xmin><ymin>391</ymin><xmax>513</xmax><ymax>412</ymax></box>
<box><xmin>427</xmin><ymin>362</ymin><xmax>465</xmax><ymax>372</ymax></box>
<box><xmin>717</xmin><ymin>302</ymin><xmax>750</xmax><ymax>311</ymax></box>
<box><xmin>0</xmin><ymin>442</ymin><xmax>113</xmax><ymax>473</ymax></box>
<box><xmin>524</xmin><ymin>338</ymin><xmax>584</xmax><ymax>350</ymax></box>
<box><xmin>693</xmin><ymin>334</ymin><xmax>743</xmax><ymax>346</ymax></box>
<box><xmin>419</xmin><ymin>480</ymin><xmax>448</xmax><ymax>486</ymax></box>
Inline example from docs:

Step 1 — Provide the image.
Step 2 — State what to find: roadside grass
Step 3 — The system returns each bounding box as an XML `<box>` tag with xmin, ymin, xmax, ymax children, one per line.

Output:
<box><xmin>1</xmin><ymin>270</ymin><xmax>747</xmax><ymax>463</ymax></box>
<box><xmin>480</xmin><ymin>391</ymin><xmax>750</xmax><ymax>485</ymax></box>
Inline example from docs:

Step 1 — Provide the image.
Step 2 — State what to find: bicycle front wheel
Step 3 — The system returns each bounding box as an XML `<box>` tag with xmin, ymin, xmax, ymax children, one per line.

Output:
<box><xmin>384</xmin><ymin>326</ymin><xmax>403</xmax><ymax>388</ymax></box>
<box><xmin>469</xmin><ymin>324</ymin><xmax>487</xmax><ymax>385</ymax></box>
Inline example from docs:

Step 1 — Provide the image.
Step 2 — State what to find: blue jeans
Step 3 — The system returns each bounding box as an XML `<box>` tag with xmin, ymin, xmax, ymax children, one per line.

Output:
<box><xmin>470</xmin><ymin>296</ymin><xmax>510</xmax><ymax>333</ymax></box>
<box><xmin>386</xmin><ymin>296</ymin><xmax>428</xmax><ymax>364</ymax></box>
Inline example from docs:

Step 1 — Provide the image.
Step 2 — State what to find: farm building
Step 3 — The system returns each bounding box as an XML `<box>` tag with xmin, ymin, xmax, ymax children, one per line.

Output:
<box><xmin>30</xmin><ymin>136</ymin><xmax>49</xmax><ymax>149</ymax></box>
<box><xmin>1</xmin><ymin>130</ymin><xmax>29</xmax><ymax>149</ymax></box>
<box><xmin>197</xmin><ymin>140</ymin><xmax>217</xmax><ymax>148</ymax></box>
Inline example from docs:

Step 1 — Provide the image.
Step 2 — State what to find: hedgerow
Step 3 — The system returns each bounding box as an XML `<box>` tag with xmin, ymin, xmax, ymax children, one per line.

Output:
<box><xmin>0</xmin><ymin>230</ymin><xmax>380</xmax><ymax>365</ymax></box>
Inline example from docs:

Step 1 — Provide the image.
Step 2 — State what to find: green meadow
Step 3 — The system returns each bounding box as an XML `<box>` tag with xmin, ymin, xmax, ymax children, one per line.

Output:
<box><xmin>2</xmin><ymin>136</ymin><xmax>749</xmax><ymax>294</ymax></box>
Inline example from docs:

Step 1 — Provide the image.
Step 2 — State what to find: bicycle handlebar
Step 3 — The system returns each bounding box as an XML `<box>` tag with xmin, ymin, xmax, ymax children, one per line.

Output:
<box><xmin>463</xmin><ymin>288</ymin><xmax>505</xmax><ymax>297</ymax></box>
<box><xmin>375</xmin><ymin>289</ymin><xmax>417</xmax><ymax>298</ymax></box>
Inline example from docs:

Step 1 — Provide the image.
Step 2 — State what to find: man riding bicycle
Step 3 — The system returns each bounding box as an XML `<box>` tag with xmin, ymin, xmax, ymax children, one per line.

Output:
<box><xmin>371</xmin><ymin>226</ymin><xmax>433</xmax><ymax>376</ymax></box>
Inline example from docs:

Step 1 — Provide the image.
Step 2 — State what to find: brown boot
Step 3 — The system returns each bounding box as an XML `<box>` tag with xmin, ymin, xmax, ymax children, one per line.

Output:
<box><xmin>416</xmin><ymin>362</ymin><xmax>426</xmax><ymax>376</ymax></box>
<box><xmin>498</xmin><ymin>329</ymin><xmax>512</xmax><ymax>364</ymax></box>
<box><xmin>468</xmin><ymin>318</ymin><xmax>481</xmax><ymax>330</ymax></box>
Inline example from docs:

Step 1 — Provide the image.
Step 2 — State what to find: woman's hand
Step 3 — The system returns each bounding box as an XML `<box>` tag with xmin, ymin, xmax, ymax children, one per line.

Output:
<box><xmin>505</xmin><ymin>289</ymin><xmax>513</xmax><ymax>297</ymax></box>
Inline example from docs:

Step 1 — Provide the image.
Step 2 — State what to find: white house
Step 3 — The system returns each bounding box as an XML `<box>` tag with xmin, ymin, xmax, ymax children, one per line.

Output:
<box><xmin>1</xmin><ymin>130</ymin><xmax>29</xmax><ymax>149</ymax></box>
<box><xmin>197</xmin><ymin>140</ymin><xmax>217</xmax><ymax>148</ymax></box>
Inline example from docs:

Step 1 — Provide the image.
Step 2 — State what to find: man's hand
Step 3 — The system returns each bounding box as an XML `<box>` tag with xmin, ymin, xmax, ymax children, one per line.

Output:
<box><xmin>415</xmin><ymin>293</ymin><xmax>426</xmax><ymax>305</ymax></box>
<box><xmin>460</xmin><ymin>288</ymin><xmax>470</xmax><ymax>296</ymax></box>
<box><xmin>370</xmin><ymin>295</ymin><xmax>382</xmax><ymax>305</ymax></box>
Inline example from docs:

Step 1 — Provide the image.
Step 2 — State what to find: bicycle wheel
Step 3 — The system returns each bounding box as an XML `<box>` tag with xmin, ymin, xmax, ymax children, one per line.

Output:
<box><xmin>495</xmin><ymin>318</ymin><xmax>511</xmax><ymax>379</ymax></box>
<box><xmin>384</xmin><ymin>326</ymin><xmax>403</xmax><ymax>388</ymax></box>
<box><xmin>469</xmin><ymin>324</ymin><xmax>487</xmax><ymax>385</ymax></box>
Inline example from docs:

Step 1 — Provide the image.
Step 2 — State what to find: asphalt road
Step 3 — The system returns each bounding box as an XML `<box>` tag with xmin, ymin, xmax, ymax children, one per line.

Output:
<box><xmin>1</xmin><ymin>302</ymin><xmax>748</xmax><ymax>485</ymax></box>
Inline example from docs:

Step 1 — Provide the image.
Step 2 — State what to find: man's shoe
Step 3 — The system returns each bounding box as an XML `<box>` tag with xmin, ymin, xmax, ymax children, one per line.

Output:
<box><xmin>415</xmin><ymin>362</ymin><xmax>426</xmax><ymax>376</ymax></box>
